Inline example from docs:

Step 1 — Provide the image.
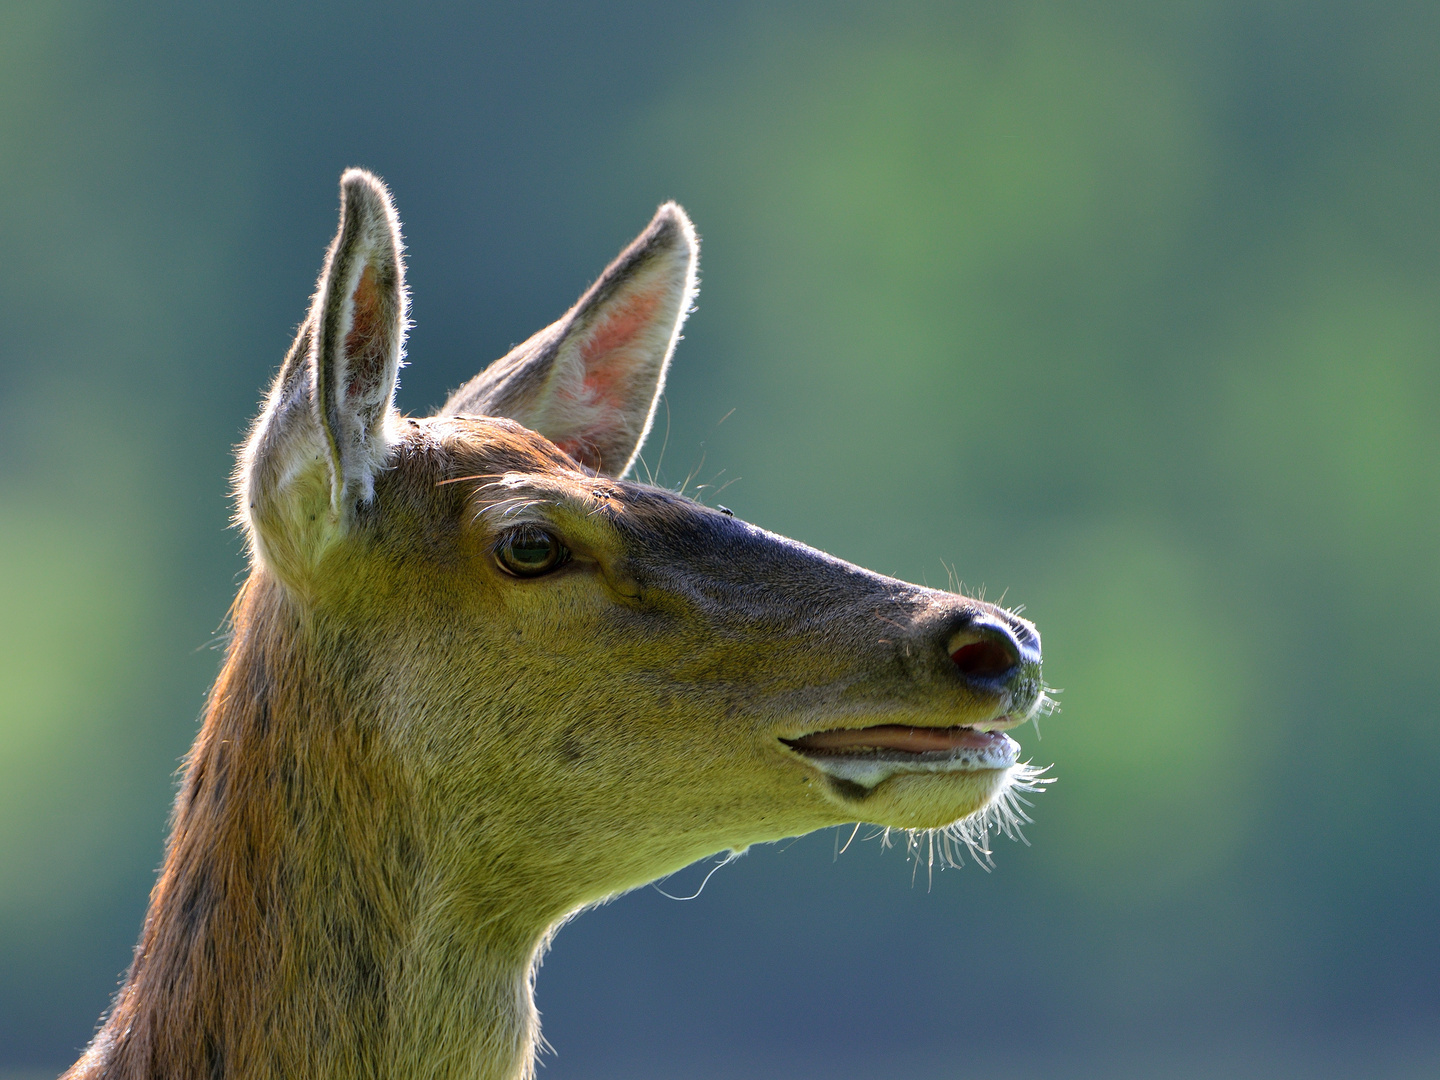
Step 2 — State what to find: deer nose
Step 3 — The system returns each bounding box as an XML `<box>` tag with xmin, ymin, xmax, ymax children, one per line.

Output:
<box><xmin>945</xmin><ymin>611</ymin><xmax>1040</xmax><ymax>691</ymax></box>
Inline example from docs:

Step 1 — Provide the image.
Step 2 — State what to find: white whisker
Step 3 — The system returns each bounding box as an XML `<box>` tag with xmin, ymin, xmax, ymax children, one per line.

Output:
<box><xmin>837</xmin><ymin>762</ymin><xmax>1054</xmax><ymax>878</ymax></box>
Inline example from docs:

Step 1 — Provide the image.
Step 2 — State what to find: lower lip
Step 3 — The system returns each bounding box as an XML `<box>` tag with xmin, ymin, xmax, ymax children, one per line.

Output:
<box><xmin>782</xmin><ymin>724</ymin><xmax>1020</xmax><ymax>788</ymax></box>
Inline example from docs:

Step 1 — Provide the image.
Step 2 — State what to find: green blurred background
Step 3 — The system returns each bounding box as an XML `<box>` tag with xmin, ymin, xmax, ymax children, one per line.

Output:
<box><xmin>2</xmin><ymin>2</ymin><xmax>1437</xmax><ymax>1077</ymax></box>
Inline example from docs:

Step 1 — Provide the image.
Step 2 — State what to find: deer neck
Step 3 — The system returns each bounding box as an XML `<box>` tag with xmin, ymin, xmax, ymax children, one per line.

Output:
<box><xmin>71</xmin><ymin>576</ymin><xmax>551</xmax><ymax>1080</ymax></box>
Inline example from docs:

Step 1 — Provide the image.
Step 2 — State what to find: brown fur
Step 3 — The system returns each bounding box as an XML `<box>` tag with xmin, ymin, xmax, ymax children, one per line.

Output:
<box><xmin>68</xmin><ymin>573</ymin><xmax>417</xmax><ymax>1080</ymax></box>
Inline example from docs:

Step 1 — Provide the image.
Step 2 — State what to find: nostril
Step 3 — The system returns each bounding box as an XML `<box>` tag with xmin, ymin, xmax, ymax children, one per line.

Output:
<box><xmin>949</xmin><ymin>638</ymin><xmax>1018</xmax><ymax>681</ymax></box>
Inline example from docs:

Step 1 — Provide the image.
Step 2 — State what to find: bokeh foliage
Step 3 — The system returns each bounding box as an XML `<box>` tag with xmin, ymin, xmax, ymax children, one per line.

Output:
<box><xmin>2</xmin><ymin>2</ymin><xmax>1436</xmax><ymax>1077</ymax></box>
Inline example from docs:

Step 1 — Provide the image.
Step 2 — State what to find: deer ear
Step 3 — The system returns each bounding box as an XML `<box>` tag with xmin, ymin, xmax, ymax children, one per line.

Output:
<box><xmin>238</xmin><ymin>170</ymin><xmax>407</xmax><ymax>575</ymax></box>
<box><xmin>312</xmin><ymin>169</ymin><xmax>409</xmax><ymax>507</ymax></box>
<box><xmin>441</xmin><ymin>203</ymin><xmax>698</xmax><ymax>478</ymax></box>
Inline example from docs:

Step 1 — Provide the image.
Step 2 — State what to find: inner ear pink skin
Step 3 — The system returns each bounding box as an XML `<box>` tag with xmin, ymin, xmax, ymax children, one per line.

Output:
<box><xmin>579</xmin><ymin>287</ymin><xmax>665</xmax><ymax>394</ymax></box>
<box><xmin>344</xmin><ymin>265</ymin><xmax>389</xmax><ymax>398</ymax></box>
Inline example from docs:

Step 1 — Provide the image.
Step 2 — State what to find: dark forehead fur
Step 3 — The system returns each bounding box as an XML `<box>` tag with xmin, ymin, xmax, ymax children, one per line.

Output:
<box><xmin>373</xmin><ymin>414</ymin><xmax>701</xmax><ymax>544</ymax></box>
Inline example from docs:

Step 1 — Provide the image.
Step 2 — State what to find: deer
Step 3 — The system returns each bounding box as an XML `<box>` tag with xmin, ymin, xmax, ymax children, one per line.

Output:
<box><xmin>64</xmin><ymin>169</ymin><xmax>1048</xmax><ymax>1080</ymax></box>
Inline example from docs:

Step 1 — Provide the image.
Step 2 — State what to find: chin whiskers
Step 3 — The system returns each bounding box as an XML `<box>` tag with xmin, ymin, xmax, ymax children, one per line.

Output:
<box><xmin>837</xmin><ymin>762</ymin><xmax>1053</xmax><ymax>887</ymax></box>
<box><xmin>899</xmin><ymin>761</ymin><xmax>1054</xmax><ymax>886</ymax></box>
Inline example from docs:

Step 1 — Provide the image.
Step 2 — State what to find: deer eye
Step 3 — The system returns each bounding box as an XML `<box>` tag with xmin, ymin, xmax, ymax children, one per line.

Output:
<box><xmin>495</xmin><ymin>528</ymin><xmax>570</xmax><ymax>578</ymax></box>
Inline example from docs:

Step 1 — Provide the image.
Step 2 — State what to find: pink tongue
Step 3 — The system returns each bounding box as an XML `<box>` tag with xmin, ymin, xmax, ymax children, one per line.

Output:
<box><xmin>790</xmin><ymin>725</ymin><xmax>1003</xmax><ymax>754</ymax></box>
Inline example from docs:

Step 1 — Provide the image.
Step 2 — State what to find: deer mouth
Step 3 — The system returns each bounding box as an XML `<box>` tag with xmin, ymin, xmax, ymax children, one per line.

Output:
<box><xmin>781</xmin><ymin>723</ymin><xmax>1019</xmax><ymax>788</ymax></box>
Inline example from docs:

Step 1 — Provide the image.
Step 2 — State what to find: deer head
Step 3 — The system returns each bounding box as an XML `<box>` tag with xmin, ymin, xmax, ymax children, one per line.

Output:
<box><xmin>70</xmin><ymin>170</ymin><xmax>1047</xmax><ymax>1080</ymax></box>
